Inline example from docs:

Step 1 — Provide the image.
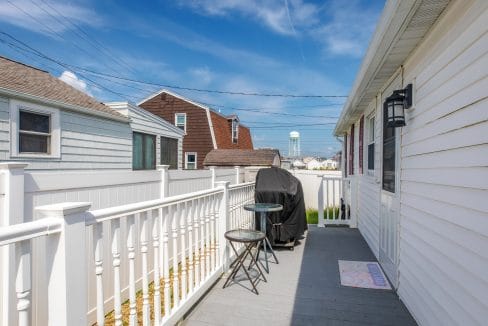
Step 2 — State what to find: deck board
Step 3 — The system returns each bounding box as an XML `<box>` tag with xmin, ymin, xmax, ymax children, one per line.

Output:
<box><xmin>183</xmin><ymin>226</ymin><xmax>417</xmax><ymax>326</ymax></box>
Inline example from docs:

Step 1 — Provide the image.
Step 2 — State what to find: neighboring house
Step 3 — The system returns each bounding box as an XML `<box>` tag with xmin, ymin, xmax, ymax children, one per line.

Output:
<box><xmin>292</xmin><ymin>159</ymin><xmax>306</xmax><ymax>169</ymax></box>
<box><xmin>334</xmin><ymin>1</ymin><xmax>487</xmax><ymax>325</ymax></box>
<box><xmin>321</xmin><ymin>159</ymin><xmax>338</xmax><ymax>170</ymax></box>
<box><xmin>138</xmin><ymin>89</ymin><xmax>253</xmax><ymax>169</ymax></box>
<box><xmin>305</xmin><ymin>158</ymin><xmax>322</xmax><ymax>170</ymax></box>
<box><xmin>0</xmin><ymin>56</ymin><xmax>130</xmax><ymax>170</ymax></box>
<box><xmin>0</xmin><ymin>56</ymin><xmax>184</xmax><ymax>171</ymax></box>
<box><xmin>203</xmin><ymin>148</ymin><xmax>280</xmax><ymax>168</ymax></box>
<box><xmin>106</xmin><ymin>102</ymin><xmax>184</xmax><ymax>169</ymax></box>
<box><xmin>204</xmin><ymin>148</ymin><xmax>280</xmax><ymax>182</ymax></box>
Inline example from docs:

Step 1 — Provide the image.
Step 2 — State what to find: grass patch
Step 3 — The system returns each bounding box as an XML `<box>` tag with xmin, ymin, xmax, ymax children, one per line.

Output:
<box><xmin>306</xmin><ymin>207</ymin><xmax>340</xmax><ymax>224</ymax></box>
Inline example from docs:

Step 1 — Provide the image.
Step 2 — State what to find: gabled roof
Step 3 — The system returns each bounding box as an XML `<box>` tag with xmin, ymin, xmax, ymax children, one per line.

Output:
<box><xmin>203</xmin><ymin>149</ymin><xmax>280</xmax><ymax>167</ymax></box>
<box><xmin>334</xmin><ymin>0</ymin><xmax>450</xmax><ymax>135</ymax></box>
<box><xmin>138</xmin><ymin>89</ymin><xmax>248</xmax><ymax>127</ymax></box>
<box><xmin>0</xmin><ymin>56</ymin><xmax>127</xmax><ymax>121</ymax></box>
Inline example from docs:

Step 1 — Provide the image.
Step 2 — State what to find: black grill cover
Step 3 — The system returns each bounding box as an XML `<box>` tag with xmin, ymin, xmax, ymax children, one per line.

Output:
<box><xmin>254</xmin><ymin>167</ymin><xmax>307</xmax><ymax>244</ymax></box>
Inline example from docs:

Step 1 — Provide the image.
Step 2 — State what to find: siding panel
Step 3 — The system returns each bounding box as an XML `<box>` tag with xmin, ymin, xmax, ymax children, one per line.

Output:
<box><xmin>397</xmin><ymin>2</ymin><xmax>488</xmax><ymax>326</ymax></box>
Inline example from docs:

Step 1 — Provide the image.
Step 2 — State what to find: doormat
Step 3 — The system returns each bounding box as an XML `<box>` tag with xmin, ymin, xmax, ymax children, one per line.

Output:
<box><xmin>338</xmin><ymin>260</ymin><xmax>391</xmax><ymax>290</ymax></box>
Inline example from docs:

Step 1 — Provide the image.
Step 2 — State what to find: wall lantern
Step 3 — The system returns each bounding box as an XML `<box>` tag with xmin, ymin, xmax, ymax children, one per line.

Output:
<box><xmin>384</xmin><ymin>83</ymin><xmax>413</xmax><ymax>128</ymax></box>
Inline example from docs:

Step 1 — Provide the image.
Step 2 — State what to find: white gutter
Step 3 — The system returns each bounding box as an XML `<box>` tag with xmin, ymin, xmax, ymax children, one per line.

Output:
<box><xmin>0</xmin><ymin>87</ymin><xmax>129</xmax><ymax>123</ymax></box>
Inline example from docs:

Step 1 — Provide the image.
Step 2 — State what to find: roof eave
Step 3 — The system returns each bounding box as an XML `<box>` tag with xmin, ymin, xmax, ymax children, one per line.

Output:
<box><xmin>334</xmin><ymin>0</ymin><xmax>450</xmax><ymax>136</ymax></box>
<box><xmin>0</xmin><ymin>87</ymin><xmax>129</xmax><ymax>123</ymax></box>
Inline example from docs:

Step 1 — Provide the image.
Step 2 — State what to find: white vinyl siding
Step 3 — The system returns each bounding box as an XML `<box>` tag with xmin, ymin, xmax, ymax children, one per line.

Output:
<box><xmin>357</xmin><ymin>100</ymin><xmax>381</xmax><ymax>257</ymax></box>
<box><xmin>0</xmin><ymin>97</ymin><xmax>132</xmax><ymax>170</ymax></box>
<box><xmin>348</xmin><ymin>2</ymin><xmax>488</xmax><ymax>325</ymax></box>
<box><xmin>398</xmin><ymin>2</ymin><xmax>488</xmax><ymax>325</ymax></box>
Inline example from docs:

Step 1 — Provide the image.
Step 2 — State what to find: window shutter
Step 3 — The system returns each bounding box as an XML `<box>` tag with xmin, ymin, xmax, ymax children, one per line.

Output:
<box><xmin>349</xmin><ymin>124</ymin><xmax>354</xmax><ymax>175</ymax></box>
<box><xmin>359</xmin><ymin>116</ymin><xmax>364</xmax><ymax>174</ymax></box>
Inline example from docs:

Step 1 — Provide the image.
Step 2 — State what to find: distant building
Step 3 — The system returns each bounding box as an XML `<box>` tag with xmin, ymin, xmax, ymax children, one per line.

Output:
<box><xmin>139</xmin><ymin>89</ymin><xmax>253</xmax><ymax>169</ymax></box>
<box><xmin>306</xmin><ymin>158</ymin><xmax>322</xmax><ymax>170</ymax></box>
<box><xmin>203</xmin><ymin>148</ymin><xmax>280</xmax><ymax>168</ymax></box>
<box><xmin>292</xmin><ymin>159</ymin><xmax>306</xmax><ymax>169</ymax></box>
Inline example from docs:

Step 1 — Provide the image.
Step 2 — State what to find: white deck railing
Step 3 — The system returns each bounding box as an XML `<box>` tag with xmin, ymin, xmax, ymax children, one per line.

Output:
<box><xmin>0</xmin><ymin>181</ymin><xmax>255</xmax><ymax>326</ymax></box>
<box><xmin>317</xmin><ymin>176</ymin><xmax>351</xmax><ymax>226</ymax></box>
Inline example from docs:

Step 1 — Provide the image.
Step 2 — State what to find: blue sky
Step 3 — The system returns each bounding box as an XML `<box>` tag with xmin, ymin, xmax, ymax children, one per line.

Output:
<box><xmin>0</xmin><ymin>0</ymin><xmax>384</xmax><ymax>157</ymax></box>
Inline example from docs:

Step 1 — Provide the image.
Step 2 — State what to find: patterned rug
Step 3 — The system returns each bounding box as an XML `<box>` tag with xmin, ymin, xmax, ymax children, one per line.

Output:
<box><xmin>338</xmin><ymin>260</ymin><xmax>392</xmax><ymax>290</ymax></box>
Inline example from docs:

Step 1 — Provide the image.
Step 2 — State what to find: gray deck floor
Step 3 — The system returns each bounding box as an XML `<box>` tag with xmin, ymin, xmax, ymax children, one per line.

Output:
<box><xmin>183</xmin><ymin>226</ymin><xmax>417</xmax><ymax>326</ymax></box>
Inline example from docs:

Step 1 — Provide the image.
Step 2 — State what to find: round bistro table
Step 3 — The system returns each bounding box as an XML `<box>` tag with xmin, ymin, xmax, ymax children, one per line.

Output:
<box><xmin>244</xmin><ymin>203</ymin><xmax>283</xmax><ymax>273</ymax></box>
<box><xmin>223</xmin><ymin>229</ymin><xmax>267</xmax><ymax>294</ymax></box>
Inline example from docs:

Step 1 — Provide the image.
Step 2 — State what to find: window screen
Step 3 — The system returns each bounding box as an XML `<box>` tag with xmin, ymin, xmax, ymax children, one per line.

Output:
<box><xmin>161</xmin><ymin>137</ymin><xmax>178</xmax><ymax>169</ymax></box>
<box><xmin>133</xmin><ymin>132</ymin><xmax>156</xmax><ymax>170</ymax></box>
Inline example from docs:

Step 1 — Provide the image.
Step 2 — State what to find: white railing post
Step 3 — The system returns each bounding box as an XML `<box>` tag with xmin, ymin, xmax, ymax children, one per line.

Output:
<box><xmin>37</xmin><ymin>202</ymin><xmax>91</xmax><ymax>326</ymax></box>
<box><xmin>317</xmin><ymin>176</ymin><xmax>325</xmax><ymax>227</ymax></box>
<box><xmin>215</xmin><ymin>181</ymin><xmax>229</xmax><ymax>270</ymax></box>
<box><xmin>157</xmin><ymin>165</ymin><xmax>170</xmax><ymax>199</ymax></box>
<box><xmin>210</xmin><ymin>166</ymin><xmax>216</xmax><ymax>188</ymax></box>
<box><xmin>0</xmin><ymin>163</ymin><xmax>27</xmax><ymax>326</ymax></box>
<box><xmin>234</xmin><ymin>166</ymin><xmax>240</xmax><ymax>185</ymax></box>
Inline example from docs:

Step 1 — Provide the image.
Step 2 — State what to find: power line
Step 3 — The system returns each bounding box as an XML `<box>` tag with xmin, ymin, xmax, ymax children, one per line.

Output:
<box><xmin>37</xmin><ymin>0</ymin><xmax>135</xmax><ymax>73</ymax></box>
<box><xmin>0</xmin><ymin>30</ymin><xmax>349</xmax><ymax>99</ymax></box>
<box><xmin>249</xmin><ymin>122</ymin><xmax>337</xmax><ymax>129</ymax></box>
<box><xmin>0</xmin><ymin>32</ymin><xmax>136</xmax><ymax>101</ymax></box>
<box><xmin>60</xmin><ymin>64</ymin><xmax>348</xmax><ymax>98</ymax></box>
<box><xmin>199</xmin><ymin>102</ymin><xmax>341</xmax><ymax>118</ymax></box>
<box><xmin>5</xmin><ymin>0</ymin><xmax>123</xmax><ymax>76</ymax></box>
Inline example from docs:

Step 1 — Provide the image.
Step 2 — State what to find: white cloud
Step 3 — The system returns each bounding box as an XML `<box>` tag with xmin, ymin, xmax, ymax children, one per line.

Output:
<box><xmin>311</xmin><ymin>0</ymin><xmax>381</xmax><ymax>57</ymax></box>
<box><xmin>0</xmin><ymin>0</ymin><xmax>102</xmax><ymax>36</ymax></box>
<box><xmin>58</xmin><ymin>71</ymin><xmax>92</xmax><ymax>95</ymax></box>
<box><xmin>178</xmin><ymin>0</ymin><xmax>319</xmax><ymax>36</ymax></box>
<box><xmin>189</xmin><ymin>66</ymin><xmax>214</xmax><ymax>86</ymax></box>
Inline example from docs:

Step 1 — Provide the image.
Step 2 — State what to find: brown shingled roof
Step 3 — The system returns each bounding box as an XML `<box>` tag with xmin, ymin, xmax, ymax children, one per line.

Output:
<box><xmin>0</xmin><ymin>56</ymin><xmax>125</xmax><ymax>119</ymax></box>
<box><xmin>203</xmin><ymin>149</ymin><xmax>280</xmax><ymax>167</ymax></box>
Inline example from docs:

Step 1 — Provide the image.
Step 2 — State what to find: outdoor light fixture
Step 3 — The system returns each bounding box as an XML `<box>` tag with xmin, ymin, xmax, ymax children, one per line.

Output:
<box><xmin>384</xmin><ymin>83</ymin><xmax>413</xmax><ymax>127</ymax></box>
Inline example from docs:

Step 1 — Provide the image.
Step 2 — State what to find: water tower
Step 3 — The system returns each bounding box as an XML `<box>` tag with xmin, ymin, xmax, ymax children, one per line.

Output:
<box><xmin>289</xmin><ymin>131</ymin><xmax>300</xmax><ymax>157</ymax></box>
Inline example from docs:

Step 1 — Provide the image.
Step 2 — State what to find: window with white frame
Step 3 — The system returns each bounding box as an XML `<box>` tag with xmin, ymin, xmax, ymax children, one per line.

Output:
<box><xmin>175</xmin><ymin>113</ymin><xmax>186</xmax><ymax>132</ymax></box>
<box><xmin>232</xmin><ymin>119</ymin><xmax>239</xmax><ymax>143</ymax></box>
<box><xmin>10</xmin><ymin>100</ymin><xmax>60</xmax><ymax>158</ymax></box>
<box><xmin>367</xmin><ymin>115</ymin><xmax>375</xmax><ymax>171</ymax></box>
<box><xmin>185</xmin><ymin>152</ymin><xmax>197</xmax><ymax>169</ymax></box>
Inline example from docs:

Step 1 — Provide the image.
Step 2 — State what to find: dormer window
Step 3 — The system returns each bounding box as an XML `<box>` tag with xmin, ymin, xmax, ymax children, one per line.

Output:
<box><xmin>232</xmin><ymin>119</ymin><xmax>239</xmax><ymax>143</ymax></box>
<box><xmin>175</xmin><ymin>113</ymin><xmax>186</xmax><ymax>132</ymax></box>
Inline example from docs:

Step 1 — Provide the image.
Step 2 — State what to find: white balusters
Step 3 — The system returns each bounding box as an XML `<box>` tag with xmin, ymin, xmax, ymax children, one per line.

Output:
<box><xmin>162</xmin><ymin>207</ymin><xmax>171</xmax><ymax>317</ymax></box>
<box><xmin>152</xmin><ymin>209</ymin><xmax>162</xmax><ymax>323</ymax></box>
<box><xmin>15</xmin><ymin>240</ymin><xmax>31</xmax><ymax>326</ymax></box>
<box><xmin>194</xmin><ymin>198</ymin><xmax>201</xmax><ymax>287</ymax></box>
<box><xmin>209</xmin><ymin>195</ymin><xmax>216</xmax><ymax>271</ymax></box>
<box><xmin>171</xmin><ymin>205</ymin><xmax>180</xmax><ymax>307</ymax></box>
<box><xmin>126</xmin><ymin>215</ymin><xmax>137</xmax><ymax>326</ymax></box>
<box><xmin>140</xmin><ymin>212</ymin><xmax>150</xmax><ymax>325</ymax></box>
<box><xmin>204</xmin><ymin>197</ymin><xmax>211</xmax><ymax>278</ymax></box>
<box><xmin>187</xmin><ymin>200</ymin><xmax>195</xmax><ymax>294</ymax></box>
<box><xmin>179</xmin><ymin>202</ymin><xmax>187</xmax><ymax>300</ymax></box>
<box><xmin>199</xmin><ymin>198</ymin><xmax>206</xmax><ymax>283</ymax></box>
<box><xmin>93</xmin><ymin>223</ymin><xmax>105</xmax><ymax>326</ymax></box>
<box><xmin>111</xmin><ymin>219</ymin><xmax>123</xmax><ymax>326</ymax></box>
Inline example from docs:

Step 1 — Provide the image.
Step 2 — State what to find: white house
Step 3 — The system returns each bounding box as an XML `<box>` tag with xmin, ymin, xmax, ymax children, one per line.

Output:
<box><xmin>334</xmin><ymin>0</ymin><xmax>487</xmax><ymax>325</ymax></box>
<box><xmin>0</xmin><ymin>56</ymin><xmax>184</xmax><ymax>171</ymax></box>
<box><xmin>107</xmin><ymin>102</ymin><xmax>184</xmax><ymax>169</ymax></box>
<box><xmin>321</xmin><ymin>159</ymin><xmax>338</xmax><ymax>170</ymax></box>
<box><xmin>305</xmin><ymin>158</ymin><xmax>322</xmax><ymax>170</ymax></box>
<box><xmin>292</xmin><ymin>159</ymin><xmax>306</xmax><ymax>169</ymax></box>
